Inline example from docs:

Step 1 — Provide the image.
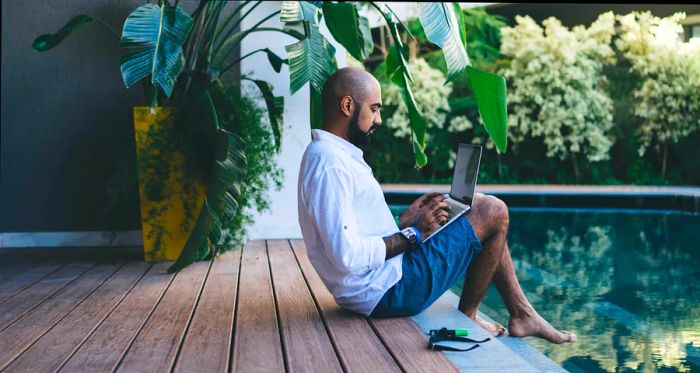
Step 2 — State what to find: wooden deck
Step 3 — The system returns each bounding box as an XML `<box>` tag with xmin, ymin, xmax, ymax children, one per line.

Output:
<box><xmin>0</xmin><ymin>240</ymin><xmax>459</xmax><ymax>372</ymax></box>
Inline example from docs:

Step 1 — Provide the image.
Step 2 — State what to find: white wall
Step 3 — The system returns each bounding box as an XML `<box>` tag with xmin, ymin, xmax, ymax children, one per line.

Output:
<box><xmin>241</xmin><ymin>2</ymin><xmax>347</xmax><ymax>239</ymax></box>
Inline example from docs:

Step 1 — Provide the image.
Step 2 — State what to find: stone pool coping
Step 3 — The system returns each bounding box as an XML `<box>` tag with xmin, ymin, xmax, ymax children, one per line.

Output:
<box><xmin>382</xmin><ymin>184</ymin><xmax>700</xmax><ymax>213</ymax></box>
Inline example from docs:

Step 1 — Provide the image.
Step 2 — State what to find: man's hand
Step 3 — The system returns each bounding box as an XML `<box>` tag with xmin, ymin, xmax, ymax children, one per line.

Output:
<box><xmin>398</xmin><ymin>192</ymin><xmax>450</xmax><ymax>238</ymax></box>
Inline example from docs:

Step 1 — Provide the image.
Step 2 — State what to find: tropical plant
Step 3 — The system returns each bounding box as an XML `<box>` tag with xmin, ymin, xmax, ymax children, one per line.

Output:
<box><xmin>615</xmin><ymin>12</ymin><xmax>700</xmax><ymax>179</ymax></box>
<box><xmin>33</xmin><ymin>1</ymin><xmax>509</xmax><ymax>271</ymax></box>
<box><xmin>33</xmin><ymin>1</ymin><xmax>288</xmax><ymax>272</ymax></box>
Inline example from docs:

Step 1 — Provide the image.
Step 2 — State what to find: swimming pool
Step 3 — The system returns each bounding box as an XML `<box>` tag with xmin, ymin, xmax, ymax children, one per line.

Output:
<box><xmin>389</xmin><ymin>206</ymin><xmax>700</xmax><ymax>372</ymax></box>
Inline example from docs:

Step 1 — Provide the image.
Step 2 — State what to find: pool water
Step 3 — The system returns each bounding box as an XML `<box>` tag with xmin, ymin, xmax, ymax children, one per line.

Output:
<box><xmin>390</xmin><ymin>206</ymin><xmax>700</xmax><ymax>372</ymax></box>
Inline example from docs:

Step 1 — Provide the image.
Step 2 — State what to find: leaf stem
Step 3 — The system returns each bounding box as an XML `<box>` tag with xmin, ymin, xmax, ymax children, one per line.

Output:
<box><xmin>214</xmin><ymin>10</ymin><xmax>281</xmax><ymax>62</ymax></box>
<box><xmin>219</xmin><ymin>48</ymin><xmax>267</xmax><ymax>76</ymax></box>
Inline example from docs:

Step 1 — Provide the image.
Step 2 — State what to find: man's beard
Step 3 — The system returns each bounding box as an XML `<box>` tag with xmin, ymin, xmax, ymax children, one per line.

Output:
<box><xmin>348</xmin><ymin>107</ymin><xmax>379</xmax><ymax>147</ymax></box>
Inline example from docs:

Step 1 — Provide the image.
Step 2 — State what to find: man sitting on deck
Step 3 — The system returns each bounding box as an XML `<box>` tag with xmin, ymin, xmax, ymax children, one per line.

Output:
<box><xmin>297</xmin><ymin>67</ymin><xmax>576</xmax><ymax>344</ymax></box>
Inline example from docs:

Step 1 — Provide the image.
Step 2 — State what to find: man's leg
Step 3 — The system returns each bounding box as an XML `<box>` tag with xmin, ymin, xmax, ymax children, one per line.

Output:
<box><xmin>457</xmin><ymin>193</ymin><xmax>508</xmax><ymax>335</ymax></box>
<box><xmin>458</xmin><ymin>193</ymin><xmax>577</xmax><ymax>343</ymax></box>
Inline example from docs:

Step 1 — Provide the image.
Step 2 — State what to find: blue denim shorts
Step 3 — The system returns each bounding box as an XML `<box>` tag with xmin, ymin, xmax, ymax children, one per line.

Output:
<box><xmin>370</xmin><ymin>215</ymin><xmax>483</xmax><ymax>318</ymax></box>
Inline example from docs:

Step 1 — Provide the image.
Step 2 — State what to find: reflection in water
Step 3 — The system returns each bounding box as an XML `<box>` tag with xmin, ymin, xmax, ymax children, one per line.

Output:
<box><xmin>450</xmin><ymin>210</ymin><xmax>700</xmax><ymax>372</ymax></box>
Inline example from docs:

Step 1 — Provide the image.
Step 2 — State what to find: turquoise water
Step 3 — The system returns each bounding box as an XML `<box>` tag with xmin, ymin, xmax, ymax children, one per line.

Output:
<box><xmin>390</xmin><ymin>206</ymin><xmax>700</xmax><ymax>372</ymax></box>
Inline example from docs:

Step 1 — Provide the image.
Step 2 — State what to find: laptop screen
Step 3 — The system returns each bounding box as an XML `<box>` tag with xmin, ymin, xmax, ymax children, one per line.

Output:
<box><xmin>449</xmin><ymin>144</ymin><xmax>483</xmax><ymax>206</ymax></box>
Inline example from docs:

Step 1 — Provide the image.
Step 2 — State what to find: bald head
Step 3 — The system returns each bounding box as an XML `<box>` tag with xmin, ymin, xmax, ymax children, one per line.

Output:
<box><xmin>322</xmin><ymin>67</ymin><xmax>380</xmax><ymax>118</ymax></box>
<box><xmin>320</xmin><ymin>67</ymin><xmax>383</xmax><ymax>146</ymax></box>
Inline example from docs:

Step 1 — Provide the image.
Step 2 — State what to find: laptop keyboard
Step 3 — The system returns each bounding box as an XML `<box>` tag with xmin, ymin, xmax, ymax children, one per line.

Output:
<box><xmin>445</xmin><ymin>198</ymin><xmax>468</xmax><ymax>221</ymax></box>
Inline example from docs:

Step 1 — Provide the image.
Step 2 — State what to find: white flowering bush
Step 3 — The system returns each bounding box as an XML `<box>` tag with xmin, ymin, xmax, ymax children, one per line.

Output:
<box><xmin>382</xmin><ymin>58</ymin><xmax>453</xmax><ymax>141</ymax></box>
<box><xmin>615</xmin><ymin>12</ymin><xmax>700</xmax><ymax>167</ymax></box>
<box><xmin>499</xmin><ymin>13</ymin><xmax>616</xmax><ymax>174</ymax></box>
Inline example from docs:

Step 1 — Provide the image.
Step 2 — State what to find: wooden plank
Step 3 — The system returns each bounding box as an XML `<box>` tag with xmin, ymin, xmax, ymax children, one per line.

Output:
<box><xmin>232</xmin><ymin>240</ymin><xmax>284</xmax><ymax>373</ymax></box>
<box><xmin>0</xmin><ymin>261</ymin><xmax>94</xmax><ymax>330</ymax></box>
<box><xmin>267</xmin><ymin>240</ymin><xmax>342</xmax><ymax>372</ymax></box>
<box><xmin>0</xmin><ymin>261</ymin><xmax>63</xmax><ymax>303</ymax></box>
<box><xmin>3</xmin><ymin>261</ymin><xmax>151</xmax><ymax>372</ymax></box>
<box><xmin>290</xmin><ymin>239</ymin><xmax>401</xmax><ymax>373</ymax></box>
<box><xmin>0</xmin><ymin>262</ymin><xmax>121</xmax><ymax>370</ymax></box>
<box><xmin>368</xmin><ymin>317</ymin><xmax>459</xmax><ymax>372</ymax></box>
<box><xmin>59</xmin><ymin>262</ymin><xmax>174</xmax><ymax>372</ymax></box>
<box><xmin>0</xmin><ymin>262</ymin><xmax>34</xmax><ymax>283</ymax></box>
<box><xmin>174</xmin><ymin>250</ymin><xmax>240</xmax><ymax>373</ymax></box>
<box><xmin>116</xmin><ymin>260</ymin><xmax>211</xmax><ymax>372</ymax></box>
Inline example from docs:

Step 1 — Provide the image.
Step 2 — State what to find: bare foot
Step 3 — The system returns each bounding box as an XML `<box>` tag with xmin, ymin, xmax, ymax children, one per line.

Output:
<box><xmin>474</xmin><ymin>315</ymin><xmax>506</xmax><ymax>337</ymax></box>
<box><xmin>508</xmin><ymin>311</ymin><xmax>577</xmax><ymax>344</ymax></box>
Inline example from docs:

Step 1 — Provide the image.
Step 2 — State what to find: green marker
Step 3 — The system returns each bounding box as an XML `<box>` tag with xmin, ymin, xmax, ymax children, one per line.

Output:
<box><xmin>454</xmin><ymin>328</ymin><xmax>469</xmax><ymax>336</ymax></box>
<box><xmin>428</xmin><ymin>327</ymin><xmax>470</xmax><ymax>337</ymax></box>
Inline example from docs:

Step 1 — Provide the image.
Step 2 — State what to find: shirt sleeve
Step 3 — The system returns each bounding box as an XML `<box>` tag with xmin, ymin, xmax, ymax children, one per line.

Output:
<box><xmin>305</xmin><ymin>167</ymin><xmax>386</xmax><ymax>273</ymax></box>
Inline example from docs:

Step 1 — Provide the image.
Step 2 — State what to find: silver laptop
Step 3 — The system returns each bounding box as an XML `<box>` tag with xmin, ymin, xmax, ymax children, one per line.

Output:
<box><xmin>425</xmin><ymin>144</ymin><xmax>483</xmax><ymax>241</ymax></box>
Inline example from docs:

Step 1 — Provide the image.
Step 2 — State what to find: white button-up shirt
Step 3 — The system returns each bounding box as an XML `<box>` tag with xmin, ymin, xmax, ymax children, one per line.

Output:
<box><xmin>297</xmin><ymin>129</ymin><xmax>403</xmax><ymax>316</ymax></box>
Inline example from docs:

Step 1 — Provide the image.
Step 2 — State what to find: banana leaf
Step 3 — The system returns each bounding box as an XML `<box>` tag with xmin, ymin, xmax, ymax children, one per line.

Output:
<box><xmin>244</xmin><ymin>78</ymin><xmax>285</xmax><ymax>152</ymax></box>
<box><xmin>120</xmin><ymin>3</ymin><xmax>193</xmax><ymax>97</ymax></box>
<box><xmin>417</xmin><ymin>2</ymin><xmax>469</xmax><ymax>83</ymax></box>
<box><xmin>383</xmin><ymin>13</ymin><xmax>427</xmax><ymax>168</ymax></box>
<box><xmin>168</xmin><ymin>126</ymin><xmax>247</xmax><ymax>273</ymax></box>
<box><xmin>280</xmin><ymin>0</ymin><xmax>320</xmax><ymax>24</ymax></box>
<box><xmin>321</xmin><ymin>2</ymin><xmax>373</xmax><ymax>61</ymax></box>
<box><xmin>284</xmin><ymin>26</ymin><xmax>336</xmax><ymax>129</ymax></box>
<box><xmin>281</xmin><ymin>1</ymin><xmax>336</xmax><ymax>129</ymax></box>
<box><xmin>452</xmin><ymin>3</ymin><xmax>467</xmax><ymax>47</ymax></box>
<box><xmin>466</xmin><ymin>66</ymin><xmax>508</xmax><ymax>153</ymax></box>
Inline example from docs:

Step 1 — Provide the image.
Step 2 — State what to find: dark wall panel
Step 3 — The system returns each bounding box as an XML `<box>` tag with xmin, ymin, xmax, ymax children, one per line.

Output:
<box><xmin>1</xmin><ymin>0</ymin><xmax>144</xmax><ymax>232</ymax></box>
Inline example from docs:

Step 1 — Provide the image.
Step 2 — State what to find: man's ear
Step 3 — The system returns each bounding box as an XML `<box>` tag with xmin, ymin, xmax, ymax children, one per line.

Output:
<box><xmin>340</xmin><ymin>96</ymin><xmax>353</xmax><ymax>117</ymax></box>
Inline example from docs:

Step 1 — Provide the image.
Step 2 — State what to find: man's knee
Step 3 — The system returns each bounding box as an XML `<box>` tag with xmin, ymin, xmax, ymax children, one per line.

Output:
<box><xmin>482</xmin><ymin>194</ymin><xmax>509</xmax><ymax>232</ymax></box>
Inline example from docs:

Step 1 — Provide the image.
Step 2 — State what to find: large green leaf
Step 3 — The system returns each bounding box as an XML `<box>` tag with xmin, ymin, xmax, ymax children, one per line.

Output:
<box><xmin>383</xmin><ymin>14</ymin><xmax>427</xmax><ymax>167</ymax></box>
<box><xmin>321</xmin><ymin>2</ymin><xmax>373</xmax><ymax>61</ymax></box>
<box><xmin>417</xmin><ymin>3</ymin><xmax>469</xmax><ymax>83</ymax></box>
<box><xmin>168</xmin><ymin>87</ymin><xmax>247</xmax><ymax>273</ymax></box>
<box><xmin>285</xmin><ymin>25</ymin><xmax>336</xmax><ymax>129</ymax></box>
<box><xmin>285</xmin><ymin>26</ymin><xmax>335</xmax><ymax>95</ymax></box>
<box><xmin>32</xmin><ymin>15</ymin><xmax>94</xmax><ymax>51</ymax></box>
<box><xmin>280</xmin><ymin>1</ymin><xmax>320</xmax><ymax>24</ymax></box>
<box><xmin>452</xmin><ymin>3</ymin><xmax>467</xmax><ymax>47</ymax></box>
<box><xmin>120</xmin><ymin>3</ymin><xmax>193</xmax><ymax>97</ymax></box>
<box><xmin>467</xmin><ymin>66</ymin><xmax>508</xmax><ymax>153</ymax></box>
<box><xmin>282</xmin><ymin>1</ymin><xmax>336</xmax><ymax>129</ymax></box>
<box><xmin>244</xmin><ymin>78</ymin><xmax>285</xmax><ymax>152</ymax></box>
<box><xmin>169</xmin><ymin>128</ymin><xmax>247</xmax><ymax>273</ymax></box>
<box><xmin>392</xmin><ymin>61</ymin><xmax>428</xmax><ymax>167</ymax></box>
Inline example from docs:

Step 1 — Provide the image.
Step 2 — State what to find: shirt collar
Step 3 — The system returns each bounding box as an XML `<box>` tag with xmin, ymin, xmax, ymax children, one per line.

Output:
<box><xmin>311</xmin><ymin>129</ymin><xmax>364</xmax><ymax>159</ymax></box>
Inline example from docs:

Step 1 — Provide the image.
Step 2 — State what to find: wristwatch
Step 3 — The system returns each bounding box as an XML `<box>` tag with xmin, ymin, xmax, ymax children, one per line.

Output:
<box><xmin>400</xmin><ymin>227</ymin><xmax>420</xmax><ymax>251</ymax></box>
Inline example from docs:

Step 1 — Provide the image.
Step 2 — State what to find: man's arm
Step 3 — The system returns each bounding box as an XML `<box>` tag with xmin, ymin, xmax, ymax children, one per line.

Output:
<box><xmin>385</xmin><ymin>194</ymin><xmax>451</xmax><ymax>259</ymax></box>
<box><xmin>383</xmin><ymin>233</ymin><xmax>409</xmax><ymax>260</ymax></box>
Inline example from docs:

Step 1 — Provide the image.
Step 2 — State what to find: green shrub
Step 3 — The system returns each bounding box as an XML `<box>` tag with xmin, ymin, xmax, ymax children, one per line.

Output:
<box><xmin>214</xmin><ymin>85</ymin><xmax>284</xmax><ymax>249</ymax></box>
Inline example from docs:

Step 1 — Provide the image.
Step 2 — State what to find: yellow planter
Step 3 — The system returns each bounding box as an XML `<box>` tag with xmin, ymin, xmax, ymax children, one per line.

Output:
<box><xmin>133</xmin><ymin>107</ymin><xmax>206</xmax><ymax>261</ymax></box>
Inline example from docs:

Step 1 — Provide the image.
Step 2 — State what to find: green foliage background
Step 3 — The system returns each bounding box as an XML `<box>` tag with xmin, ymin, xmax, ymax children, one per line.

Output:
<box><xmin>364</xmin><ymin>9</ymin><xmax>700</xmax><ymax>185</ymax></box>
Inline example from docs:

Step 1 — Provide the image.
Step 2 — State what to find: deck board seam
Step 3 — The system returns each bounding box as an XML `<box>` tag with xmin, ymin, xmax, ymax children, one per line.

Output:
<box><xmin>0</xmin><ymin>261</ymin><xmax>97</xmax><ymax>333</ymax></box>
<box><xmin>228</xmin><ymin>247</ymin><xmax>244</xmax><ymax>373</ymax></box>
<box><xmin>0</xmin><ymin>261</ymin><xmax>66</xmax><ymax>304</ymax></box>
<box><xmin>2</xmin><ymin>262</ymin><xmax>125</xmax><ymax>371</ymax></box>
<box><xmin>266</xmin><ymin>240</ymin><xmax>289</xmax><ymax>373</ymax></box>
<box><xmin>366</xmin><ymin>319</ymin><xmax>408</xmax><ymax>373</ymax></box>
<box><xmin>112</xmin><ymin>264</ymin><xmax>178</xmax><ymax>373</ymax></box>
<box><xmin>170</xmin><ymin>258</ymin><xmax>215</xmax><ymax>373</ymax></box>
<box><xmin>55</xmin><ymin>262</ymin><xmax>154</xmax><ymax>372</ymax></box>
<box><xmin>287</xmin><ymin>240</ymin><xmax>349</xmax><ymax>373</ymax></box>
